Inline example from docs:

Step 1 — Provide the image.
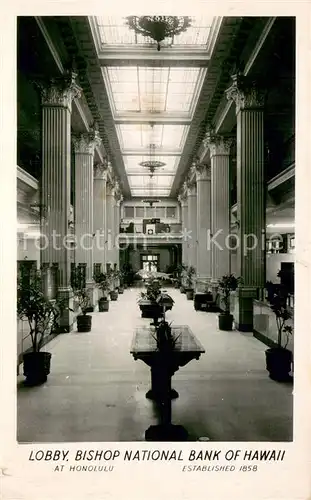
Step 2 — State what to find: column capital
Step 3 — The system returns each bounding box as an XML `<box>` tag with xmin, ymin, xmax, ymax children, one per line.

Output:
<box><xmin>178</xmin><ymin>192</ymin><xmax>188</xmax><ymax>206</ymax></box>
<box><xmin>204</xmin><ymin>130</ymin><xmax>233</xmax><ymax>157</ymax></box>
<box><xmin>72</xmin><ymin>130</ymin><xmax>101</xmax><ymax>155</ymax></box>
<box><xmin>225</xmin><ymin>74</ymin><xmax>266</xmax><ymax>114</ymax></box>
<box><xmin>106</xmin><ymin>178</ymin><xmax>116</xmax><ymax>196</ymax></box>
<box><xmin>187</xmin><ymin>181</ymin><xmax>197</xmax><ymax>197</ymax></box>
<box><xmin>39</xmin><ymin>71</ymin><xmax>81</xmax><ymax>112</ymax></box>
<box><xmin>94</xmin><ymin>162</ymin><xmax>108</xmax><ymax>180</ymax></box>
<box><xmin>194</xmin><ymin>162</ymin><xmax>211</xmax><ymax>181</ymax></box>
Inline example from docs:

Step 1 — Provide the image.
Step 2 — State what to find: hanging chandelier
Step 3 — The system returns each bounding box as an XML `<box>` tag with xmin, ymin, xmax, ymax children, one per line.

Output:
<box><xmin>139</xmin><ymin>124</ymin><xmax>166</xmax><ymax>177</ymax></box>
<box><xmin>142</xmin><ymin>199</ymin><xmax>160</xmax><ymax>207</ymax></box>
<box><xmin>125</xmin><ymin>16</ymin><xmax>192</xmax><ymax>51</ymax></box>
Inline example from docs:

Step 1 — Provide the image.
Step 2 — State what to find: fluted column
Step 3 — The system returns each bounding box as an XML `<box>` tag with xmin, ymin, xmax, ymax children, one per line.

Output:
<box><xmin>40</xmin><ymin>72</ymin><xmax>81</xmax><ymax>332</ymax></box>
<box><xmin>204</xmin><ymin>133</ymin><xmax>232</xmax><ymax>282</ymax></box>
<box><xmin>226</xmin><ymin>74</ymin><xmax>266</xmax><ymax>331</ymax></box>
<box><xmin>114</xmin><ymin>191</ymin><xmax>122</xmax><ymax>271</ymax></box>
<box><xmin>187</xmin><ymin>182</ymin><xmax>197</xmax><ymax>270</ymax></box>
<box><xmin>178</xmin><ymin>192</ymin><xmax>188</xmax><ymax>267</ymax></box>
<box><xmin>73</xmin><ymin>129</ymin><xmax>101</xmax><ymax>306</ymax></box>
<box><xmin>195</xmin><ymin>163</ymin><xmax>212</xmax><ymax>283</ymax></box>
<box><xmin>106</xmin><ymin>180</ymin><xmax>115</xmax><ymax>267</ymax></box>
<box><xmin>93</xmin><ymin>162</ymin><xmax>108</xmax><ymax>273</ymax></box>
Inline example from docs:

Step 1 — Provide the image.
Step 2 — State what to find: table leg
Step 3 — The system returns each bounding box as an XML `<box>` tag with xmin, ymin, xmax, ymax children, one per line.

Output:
<box><xmin>145</xmin><ymin>364</ymin><xmax>188</xmax><ymax>442</ymax></box>
<box><xmin>145</xmin><ymin>366</ymin><xmax>179</xmax><ymax>400</ymax></box>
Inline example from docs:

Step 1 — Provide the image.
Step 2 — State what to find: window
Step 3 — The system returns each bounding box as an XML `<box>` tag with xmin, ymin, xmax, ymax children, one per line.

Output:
<box><xmin>166</xmin><ymin>207</ymin><xmax>176</xmax><ymax>218</ymax></box>
<box><xmin>124</xmin><ymin>206</ymin><xmax>134</xmax><ymax>218</ymax></box>
<box><xmin>135</xmin><ymin>207</ymin><xmax>144</xmax><ymax>218</ymax></box>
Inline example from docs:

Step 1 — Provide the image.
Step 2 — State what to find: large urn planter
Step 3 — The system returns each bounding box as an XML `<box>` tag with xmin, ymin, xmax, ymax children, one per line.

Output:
<box><xmin>98</xmin><ymin>297</ymin><xmax>109</xmax><ymax>312</ymax></box>
<box><xmin>180</xmin><ymin>286</ymin><xmax>186</xmax><ymax>294</ymax></box>
<box><xmin>218</xmin><ymin>312</ymin><xmax>234</xmax><ymax>331</ymax></box>
<box><xmin>185</xmin><ymin>289</ymin><xmax>194</xmax><ymax>300</ymax></box>
<box><xmin>110</xmin><ymin>290</ymin><xmax>118</xmax><ymax>301</ymax></box>
<box><xmin>118</xmin><ymin>287</ymin><xmax>124</xmax><ymax>294</ymax></box>
<box><xmin>77</xmin><ymin>314</ymin><xmax>92</xmax><ymax>332</ymax></box>
<box><xmin>265</xmin><ymin>348</ymin><xmax>292</xmax><ymax>381</ymax></box>
<box><xmin>23</xmin><ymin>351</ymin><xmax>52</xmax><ymax>386</ymax></box>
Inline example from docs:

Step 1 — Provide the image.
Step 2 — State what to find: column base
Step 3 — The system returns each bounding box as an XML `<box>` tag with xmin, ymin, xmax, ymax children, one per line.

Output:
<box><xmin>57</xmin><ymin>287</ymin><xmax>74</xmax><ymax>333</ymax></box>
<box><xmin>232</xmin><ymin>287</ymin><xmax>258</xmax><ymax>332</ymax></box>
<box><xmin>145</xmin><ymin>424</ymin><xmax>188</xmax><ymax>442</ymax></box>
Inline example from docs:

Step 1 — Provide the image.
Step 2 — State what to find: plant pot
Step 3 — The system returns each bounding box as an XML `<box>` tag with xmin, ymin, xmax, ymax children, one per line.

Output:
<box><xmin>186</xmin><ymin>290</ymin><xmax>194</xmax><ymax>300</ymax></box>
<box><xmin>118</xmin><ymin>287</ymin><xmax>124</xmax><ymax>294</ymax></box>
<box><xmin>180</xmin><ymin>286</ymin><xmax>186</xmax><ymax>294</ymax></box>
<box><xmin>85</xmin><ymin>306</ymin><xmax>94</xmax><ymax>313</ymax></box>
<box><xmin>123</xmin><ymin>284</ymin><xmax>128</xmax><ymax>289</ymax></box>
<box><xmin>174</xmin><ymin>282</ymin><xmax>179</xmax><ymax>288</ymax></box>
<box><xmin>265</xmin><ymin>347</ymin><xmax>292</xmax><ymax>381</ymax></box>
<box><xmin>77</xmin><ymin>314</ymin><xmax>92</xmax><ymax>332</ymax></box>
<box><xmin>23</xmin><ymin>351</ymin><xmax>52</xmax><ymax>386</ymax></box>
<box><xmin>98</xmin><ymin>297</ymin><xmax>109</xmax><ymax>312</ymax></box>
<box><xmin>110</xmin><ymin>290</ymin><xmax>118</xmax><ymax>301</ymax></box>
<box><xmin>218</xmin><ymin>312</ymin><xmax>234</xmax><ymax>331</ymax></box>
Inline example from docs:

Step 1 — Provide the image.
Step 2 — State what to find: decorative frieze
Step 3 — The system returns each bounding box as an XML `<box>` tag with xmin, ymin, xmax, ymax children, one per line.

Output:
<box><xmin>40</xmin><ymin>71</ymin><xmax>81</xmax><ymax>112</ymax></box>
<box><xmin>225</xmin><ymin>74</ymin><xmax>266</xmax><ymax>114</ymax></box>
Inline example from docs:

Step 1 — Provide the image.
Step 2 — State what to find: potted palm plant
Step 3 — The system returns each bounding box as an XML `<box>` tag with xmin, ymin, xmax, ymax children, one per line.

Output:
<box><xmin>109</xmin><ymin>269</ymin><xmax>119</xmax><ymax>301</ymax></box>
<box><xmin>184</xmin><ymin>265</ymin><xmax>196</xmax><ymax>300</ymax></box>
<box><xmin>94</xmin><ymin>272</ymin><xmax>110</xmax><ymax>312</ymax></box>
<box><xmin>17</xmin><ymin>268</ymin><xmax>63</xmax><ymax>385</ymax></box>
<box><xmin>218</xmin><ymin>274</ymin><xmax>241</xmax><ymax>331</ymax></box>
<box><xmin>265</xmin><ymin>289</ymin><xmax>293</xmax><ymax>381</ymax></box>
<box><xmin>72</xmin><ymin>266</ymin><xmax>92</xmax><ymax>332</ymax></box>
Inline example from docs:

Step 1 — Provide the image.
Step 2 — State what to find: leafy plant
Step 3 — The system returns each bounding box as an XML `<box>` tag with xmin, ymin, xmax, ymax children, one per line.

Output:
<box><xmin>185</xmin><ymin>265</ymin><xmax>196</xmax><ymax>289</ymax></box>
<box><xmin>94</xmin><ymin>272</ymin><xmax>110</xmax><ymax>298</ymax></box>
<box><xmin>72</xmin><ymin>266</ymin><xmax>90</xmax><ymax>315</ymax></box>
<box><xmin>139</xmin><ymin>279</ymin><xmax>162</xmax><ymax>302</ymax></box>
<box><xmin>17</xmin><ymin>269</ymin><xmax>63</xmax><ymax>352</ymax></box>
<box><xmin>218</xmin><ymin>274</ymin><xmax>242</xmax><ymax>313</ymax></box>
<box><xmin>268</xmin><ymin>289</ymin><xmax>293</xmax><ymax>349</ymax></box>
<box><xmin>152</xmin><ymin>319</ymin><xmax>181</xmax><ymax>353</ymax></box>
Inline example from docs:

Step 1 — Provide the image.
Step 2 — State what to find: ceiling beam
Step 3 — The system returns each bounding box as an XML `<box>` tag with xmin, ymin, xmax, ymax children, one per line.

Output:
<box><xmin>98</xmin><ymin>55</ymin><xmax>210</xmax><ymax>67</ymax></box>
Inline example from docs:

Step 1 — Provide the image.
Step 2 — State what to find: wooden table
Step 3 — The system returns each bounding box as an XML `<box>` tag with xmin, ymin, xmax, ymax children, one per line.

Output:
<box><xmin>130</xmin><ymin>325</ymin><xmax>205</xmax><ymax>441</ymax></box>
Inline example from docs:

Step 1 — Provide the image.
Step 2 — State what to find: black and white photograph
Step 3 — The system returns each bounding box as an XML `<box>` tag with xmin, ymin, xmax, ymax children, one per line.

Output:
<box><xmin>1</xmin><ymin>5</ymin><xmax>310</xmax><ymax>500</ymax></box>
<box><xmin>16</xmin><ymin>15</ymin><xmax>295</xmax><ymax>443</ymax></box>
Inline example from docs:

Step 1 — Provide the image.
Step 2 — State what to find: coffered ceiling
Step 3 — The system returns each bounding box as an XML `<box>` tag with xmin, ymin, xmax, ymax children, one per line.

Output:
<box><xmin>88</xmin><ymin>16</ymin><xmax>220</xmax><ymax>198</ymax></box>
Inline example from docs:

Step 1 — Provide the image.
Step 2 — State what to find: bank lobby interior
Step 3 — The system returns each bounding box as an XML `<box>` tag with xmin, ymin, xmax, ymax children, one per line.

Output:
<box><xmin>17</xmin><ymin>16</ymin><xmax>294</xmax><ymax>442</ymax></box>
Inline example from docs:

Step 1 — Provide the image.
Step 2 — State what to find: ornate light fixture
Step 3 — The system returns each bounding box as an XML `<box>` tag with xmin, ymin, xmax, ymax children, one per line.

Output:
<box><xmin>142</xmin><ymin>199</ymin><xmax>160</xmax><ymax>207</ymax></box>
<box><xmin>139</xmin><ymin>124</ymin><xmax>166</xmax><ymax>177</ymax></box>
<box><xmin>125</xmin><ymin>16</ymin><xmax>192</xmax><ymax>51</ymax></box>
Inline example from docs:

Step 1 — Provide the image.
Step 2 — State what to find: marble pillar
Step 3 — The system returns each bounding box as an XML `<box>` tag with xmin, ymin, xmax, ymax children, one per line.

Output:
<box><xmin>73</xmin><ymin>129</ymin><xmax>101</xmax><ymax>307</ymax></box>
<box><xmin>106</xmin><ymin>180</ymin><xmax>115</xmax><ymax>268</ymax></box>
<box><xmin>187</xmin><ymin>182</ymin><xmax>197</xmax><ymax>270</ymax></box>
<box><xmin>40</xmin><ymin>72</ymin><xmax>81</xmax><ymax>332</ymax></box>
<box><xmin>205</xmin><ymin>133</ymin><xmax>232</xmax><ymax>284</ymax></box>
<box><xmin>195</xmin><ymin>163</ymin><xmax>212</xmax><ymax>287</ymax></box>
<box><xmin>226</xmin><ymin>74</ymin><xmax>266</xmax><ymax>331</ymax></box>
<box><xmin>93</xmin><ymin>162</ymin><xmax>108</xmax><ymax>274</ymax></box>
<box><xmin>178</xmin><ymin>193</ymin><xmax>188</xmax><ymax>267</ymax></box>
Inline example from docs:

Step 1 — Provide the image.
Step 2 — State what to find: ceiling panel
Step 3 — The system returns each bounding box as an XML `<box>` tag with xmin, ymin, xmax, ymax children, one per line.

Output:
<box><xmin>105</xmin><ymin>66</ymin><xmax>202</xmax><ymax>114</ymax></box>
<box><xmin>123</xmin><ymin>155</ymin><xmax>179</xmax><ymax>173</ymax></box>
<box><xmin>95</xmin><ymin>16</ymin><xmax>215</xmax><ymax>48</ymax></box>
<box><xmin>128</xmin><ymin>175</ymin><xmax>175</xmax><ymax>187</ymax></box>
<box><xmin>117</xmin><ymin>124</ymin><xmax>188</xmax><ymax>151</ymax></box>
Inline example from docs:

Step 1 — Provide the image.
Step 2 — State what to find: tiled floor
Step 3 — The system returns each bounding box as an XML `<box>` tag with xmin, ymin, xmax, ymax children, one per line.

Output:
<box><xmin>17</xmin><ymin>287</ymin><xmax>293</xmax><ymax>442</ymax></box>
